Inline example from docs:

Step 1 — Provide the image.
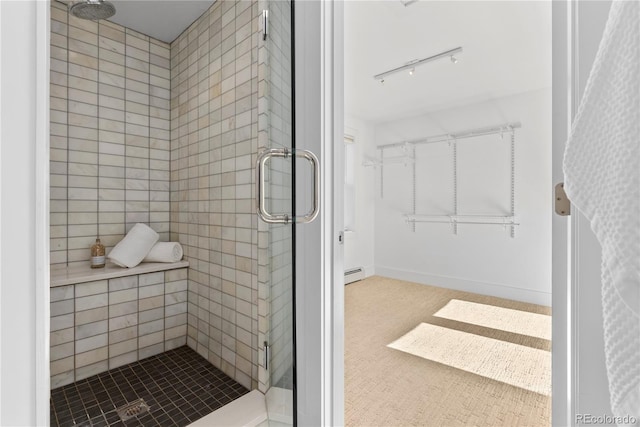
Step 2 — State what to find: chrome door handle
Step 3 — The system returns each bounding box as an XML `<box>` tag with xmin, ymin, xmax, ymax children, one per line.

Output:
<box><xmin>295</xmin><ymin>149</ymin><xmax>320</xmax><ymax>223</ymax></box>
<box><xmin>256</xmin><ymin>148</ymin><xmax>320</xmax><ymax>224</ymax></box>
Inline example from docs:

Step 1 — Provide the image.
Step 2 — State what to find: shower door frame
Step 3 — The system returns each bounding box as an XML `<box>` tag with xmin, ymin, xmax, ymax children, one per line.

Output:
<box><xmin>293</xmin><ymin>1</ymin><xmax>344</xmax><ymax>426</ymax></box>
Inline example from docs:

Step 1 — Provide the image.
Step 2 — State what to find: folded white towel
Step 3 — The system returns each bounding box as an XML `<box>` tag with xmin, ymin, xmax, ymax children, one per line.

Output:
<box><xmin>143</xmin><ymin>242</ymin><xmax>183</xmax><ymax>263</ymax></box>
<box><xmin>107</xmin><ymin>223</ymin><xmax>159</xmax><ymax>268</ymax></box>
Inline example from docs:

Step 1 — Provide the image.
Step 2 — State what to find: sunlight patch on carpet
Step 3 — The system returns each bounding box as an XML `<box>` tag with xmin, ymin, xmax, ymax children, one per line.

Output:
<box><xmin>433</xmin><ymin>299</ymin><xmax>551</xmax><ymax>340</ymax></box>
<box><xmin>387</xmin><ymin>323</ymin><xmax>551</xmax><ymax>395</ymax></box>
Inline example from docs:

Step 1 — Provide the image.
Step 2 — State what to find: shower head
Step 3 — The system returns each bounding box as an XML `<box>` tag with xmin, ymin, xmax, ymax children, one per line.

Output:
<box><xmin>69</xmin><ymin>0</ymin><xmax>116</xmax><ymax>20</ymax></box>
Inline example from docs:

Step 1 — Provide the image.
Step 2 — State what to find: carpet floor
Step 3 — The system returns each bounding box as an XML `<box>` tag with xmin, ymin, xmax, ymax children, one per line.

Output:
<box><xmin>345</xmin><ymin>276</ymin><xmax>551</xmax><ymax>427</ymax></box>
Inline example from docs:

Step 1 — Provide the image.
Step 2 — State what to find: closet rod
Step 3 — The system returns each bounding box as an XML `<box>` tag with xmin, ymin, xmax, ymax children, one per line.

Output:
<box><xmin>377</xmin><ymin>122</ymin><xmax>522</xmax><ymax>150</ymax></box>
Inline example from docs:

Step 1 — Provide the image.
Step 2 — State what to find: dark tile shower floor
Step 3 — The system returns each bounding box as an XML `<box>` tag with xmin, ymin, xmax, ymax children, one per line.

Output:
<box><xmin>50</xmin><ymin>346</ymin><xmax>249</xmax><ymax>427</ymax></box>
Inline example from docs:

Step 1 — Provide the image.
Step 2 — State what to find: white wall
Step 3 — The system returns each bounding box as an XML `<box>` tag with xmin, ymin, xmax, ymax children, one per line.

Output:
<box><xmin>1</xmin><ymin>1</ymin><xmax>49</xmax><ymax>425</ymax></box>
<box><xmin>344</xmin><ymin>115</ymin><xmax>375</xmax><ymax>277</ymax></box>
<box><xmin>372</xmin><ymin>89</ymin><xmax>552</xmax><ymax>306</ymax></box>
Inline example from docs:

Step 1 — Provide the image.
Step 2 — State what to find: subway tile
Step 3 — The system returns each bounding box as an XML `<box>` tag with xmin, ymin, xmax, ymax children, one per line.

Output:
<box><xmin>98</xmin><ymin>36</ymin><xmax>125</xmax><ymax>55</ymax></box>
<box><xmin>67</xmin><ymin>188</ymin><xmax>98</xmax><ymax>201</ymax></box>
<box><xmin>100</xmin><ymin>71</ymin><xmax>126</xmax><ymax>89</ymax></box>
<box><xmin>166</xmin><ymin>302</ymin><xmax>187</xmax><ymax>317</ymax></box>
<box><xmin>68</xmin><ymin>138</ymin><xmax>98</xmax><ymax>154</ymax></box>
<box><xmin>51</xmin><ymin>342</ymin><xmax>74</xmax><ymax>362</ymax></box>
<box><xmin>99</xmin><ymin>82</ymin><xmax>125</xmax><ymax>99</ymax></box>
<box><xmin>51</xmin><ymin>371</ymin><xmax>75</xmax><ymax>389</ymax></box>
<box><xmin>68</xmin><ymin>175</ymin><xmax>97</xmax><ymax>189</ymax></box>
<box><xmin>109</xmin><ymin>288</ymin><xmax>137</xmax><ymax>305</ymax></box>
<box><xmin>75</xmin><ymin>333</ymin><xmax>108</xmax><ymax>354</ymax></box>
<box><xmin>51</xmin><ymin>327</ymin><xmax>74</xmax><ymax>347</ymax></box>
<box><xmin>139</xmin><ymin>319</ymin><xmax>164</xmax><ymax>336</ymax></box>
<box><xmin>139</xmin><ymin>295</ymin><xmax>163</xmax><ymax>312</ymax></box>
<box><xmin>68</xmin><ymin>17</ymin><xmax>97</xmax><ymax>35</ymax></box>
<box><xmin>139</xmin><ymin>271</ymin><xmax>164</xmax><ymax>287</ymax></box>
<box><xmin>69</xmin><ymin>40</ymin><xmax>98</xmax><ymax>61</ymax></box>
<box><xmin>139</xmin><ymin>283</ymin><xmax>163</xmax><ymax>299</ymax></box>
<box><xmin>76</xmin><ymin>319</ymin><xmax>108</xmax><ymax>340</ymax></box>
<box><xmin>75</xmin><ymin>360</ymin><xmax>108</xmax><ymax>381</ymax></box>
<box><xmin>100</xmin><ymin>24</ymin><xmax>125</xmax><ymax>44</ymax></box>
<box><xmin>50</xmin><ymin>356</ymin><xmax>74</xmax><ymax>376</ymax></box>
<box><xmin>75</xmin><ymin>306</ymin><xmax>108</xmax><ymax>326</ymax></box>
<box><xmin>75</xmin><ymin>293</ymin><xmax>108</xmax><ymax>311</ymax></box>
<box><xmin>109</xmin><ymin>351</ymin><xmax>137</xmax><ymax>370</ymax></box>
<box><xmin>109</xmin><ymin>275</ymin><xmax>137</xmax><ymax>292</ymax></box>
<box><xmin>51</xmin><ymin>299</ymin><xmax>75</xmax><ymax>317</ymax></box>
<box><xmin>109</xmin><ymin>301</ymin><xmax>137</xmax><ymax>318</ymax></box>
<box><xmin>109</xmin><ymin>323</ymin><xmax>137</xmax><ymax>343</ymax></box>
<box><xmin>166</xmin><ymin>268</ymin><xmax>187</xmax><ymax>282</ymax></box>
<box><xmin>69</xmin><ymin>86</ymin><xmax>99</xmax><ymax>110</ymax></box>
<box><xmin>68</xmin><ymin>76</ymin><xmax>96</xmax><ymax>93</ymax></box>
<box><xmin>138</xmin><ymin>342</ymin><xmax>164</xmax><ymax>359</ymax></box>
<box><xmin>139</xmin><ymin>307</ymin><xmax>163</xmax><ymax>324</ymax></box>
<box><xmin>109</xmin><ymin>312</ymin><xmax>138</xmax><ymax>333</ymax></box>
<box><xmin>51</xmin><ymin>285</ymin><xmax>74</xmax><ymax>302</ymax></box>
<box><xmin>109</xmin><ymin>337</ymin><xmax>137</xmax><ymax>357</ymax></box>
<box><xmin>165</xmin><ymin>292</ymin><xmax>187</xmax><ymax>306</ymax></box>
<box><xmin>138</xmin><ymin>331</ymin><xmax>163</xmax><ymax>349</ymax></box>
<box><xmin>52</xmin><ymin>313</ymin><xmax>75</xmax><ymax>332</ymax></box>
<box><xmin>165</xmin><ymin>313</ymin><xmax>187</xmax><ymax>328</ymax></box>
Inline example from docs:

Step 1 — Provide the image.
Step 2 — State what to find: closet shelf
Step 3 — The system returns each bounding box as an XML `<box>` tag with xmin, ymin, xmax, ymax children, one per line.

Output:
<box><xmin>374</xmin><ymin>122</ymin><xmax>521</xmax><ymax>238</ymax></box>
<box><xmin>363</xmin><ymin>155</ymin><xmax>415</xmax><ymax>167</ymax></box>
<box><xmin>404</xmin><ymin>214</ymin><xmax>519</xmax><ymax>226</ymax></box>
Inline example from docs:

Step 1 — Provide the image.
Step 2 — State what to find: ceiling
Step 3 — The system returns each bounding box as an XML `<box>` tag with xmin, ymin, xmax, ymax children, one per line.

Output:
<box><xmin>106</xmin><ymin>0</ymin><xmax>215</xmax><ymax>43</ymax></box>
<box><xmin>345</xmin><ymin>1</ymin><xmax>552</xmax><ymax>124</ymax></box>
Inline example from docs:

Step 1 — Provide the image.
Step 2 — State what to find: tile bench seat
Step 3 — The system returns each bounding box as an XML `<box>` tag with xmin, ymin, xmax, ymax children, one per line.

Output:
<box><xmin>49</xmin><ymin>261</ymin><xmax>189</xmax><ymax>388</ymax></box>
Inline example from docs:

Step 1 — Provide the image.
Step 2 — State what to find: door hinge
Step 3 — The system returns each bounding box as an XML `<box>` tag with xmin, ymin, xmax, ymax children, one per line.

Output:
<box><xmin>261</xmin><ymin>10</ymin><xmax>269</xmax><ymax>41</ymax></box>
<box><xmin>555</xmin><ymin>182</ymin><xmax>570</xmax><ymax>216</ymax></box>
<box><xmin>338</xmin><ymin>231</ymin><xmax>344</xmax><ymax>244</ymax></box>
<box><xmin>263</xmin><ymin>341</ymin><xmax>270</xmax><ymax>371</ymax></box>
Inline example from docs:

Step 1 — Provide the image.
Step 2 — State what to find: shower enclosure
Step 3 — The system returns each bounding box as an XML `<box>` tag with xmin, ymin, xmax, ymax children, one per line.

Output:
<box><xmin>47</xmin><ymin>0</ymin><xmax>310</xmax><ymax>425</ymax></box>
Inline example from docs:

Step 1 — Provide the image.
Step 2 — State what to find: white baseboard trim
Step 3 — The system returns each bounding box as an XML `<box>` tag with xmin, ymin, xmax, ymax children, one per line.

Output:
<box><xmin>363</xmin><ymin>264</ymin><xmax>375</xmax><ymax>278</ymax></box>
<box><xmin>375</xmin><ymin>266</ymin><xmax>551</xmax><ymax>306</ymax></box>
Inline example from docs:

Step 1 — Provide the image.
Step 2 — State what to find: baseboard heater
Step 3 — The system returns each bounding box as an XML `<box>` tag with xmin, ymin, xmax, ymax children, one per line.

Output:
<box><xmin>345</xmin><ymin>267</ymin><xmax>365</xmax><ymax>285</ymax></box>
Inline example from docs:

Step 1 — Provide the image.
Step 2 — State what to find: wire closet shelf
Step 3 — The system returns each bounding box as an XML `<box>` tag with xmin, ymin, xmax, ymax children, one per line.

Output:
<box><xmin>366</xmin><ymin>122</ymin><xmax>521</xmax><ymax>237</ymax></box>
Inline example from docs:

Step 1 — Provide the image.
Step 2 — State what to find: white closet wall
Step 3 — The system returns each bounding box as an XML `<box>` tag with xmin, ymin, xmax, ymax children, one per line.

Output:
<box><xmin>344</xmin><ymin>115</ymin><xmax>376</xmax><ymax>277</ymax></box>
<box><xmin>373</xmin><ymin>89</ymin><xmax>552</xmax><ymax>305</ymax></box>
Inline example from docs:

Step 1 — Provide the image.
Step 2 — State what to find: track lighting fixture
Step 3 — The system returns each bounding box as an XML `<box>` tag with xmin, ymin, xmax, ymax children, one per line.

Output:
<box><xmin>373</xmin><ymin>47</ymin><xmax>463</xmax><ymax>82</ymax></box>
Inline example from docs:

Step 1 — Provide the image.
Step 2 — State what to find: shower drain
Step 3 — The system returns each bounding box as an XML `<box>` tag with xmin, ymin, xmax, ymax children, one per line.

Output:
<box><xmin>116</xmin><ymin>398</ymin><xmax>150</xmax><ymax>421</ymax></box>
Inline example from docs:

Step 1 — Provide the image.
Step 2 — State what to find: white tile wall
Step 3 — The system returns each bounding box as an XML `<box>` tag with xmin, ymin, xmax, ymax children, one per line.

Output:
<box><xmin>50</xmin><ymin>0</ymin><xmax>290</xmax><ymax>392</ymax></box>
<box><xmin>170</xmin><ymin>1</ymin><xmax>260</xmax><ymax>390</ymax></box>
<box><xmin>49</xmin><ymin>268</ymin><xmax>187</xmax><ymax>389</ymax></box>
<box><xmin>50</xmin><ymin>2</ymin><xmax>171</xmax><ymax>268</ymax></box>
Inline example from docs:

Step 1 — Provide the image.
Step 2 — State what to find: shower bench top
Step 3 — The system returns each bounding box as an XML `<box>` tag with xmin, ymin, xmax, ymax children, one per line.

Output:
<box><xmin>50</xmin><ymin>260</ymin><xmax>189</xmax><ymax>287</ymax></box>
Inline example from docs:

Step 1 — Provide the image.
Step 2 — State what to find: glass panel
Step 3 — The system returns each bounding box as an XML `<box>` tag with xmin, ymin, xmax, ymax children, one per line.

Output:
<box><xmin>257</xmin><ymin>0</ymin><xmax>295</xmax><ymax>425</ymax></box>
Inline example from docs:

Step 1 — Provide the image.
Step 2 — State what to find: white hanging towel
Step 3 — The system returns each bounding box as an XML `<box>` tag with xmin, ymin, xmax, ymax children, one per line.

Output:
<box><xmin>563</xmin><ymin>0</ymin><xmax>640</xmax><ymax>423</ymax></box>
<box><xmin>107</xmin><ymin>223</ymin><xmax>159</xmax><ymax>268</ymax></box>
<box><xmin>143</xmin><ymin>242</ymin><xmax>183</xmax><ymax>263</ymax></box>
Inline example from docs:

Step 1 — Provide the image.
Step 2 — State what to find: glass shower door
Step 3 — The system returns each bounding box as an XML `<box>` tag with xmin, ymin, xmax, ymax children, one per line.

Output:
<box><xmin>256</xmin><ymin>1</ymin><xmax>316</xmax><ymax>425</ymax></box>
